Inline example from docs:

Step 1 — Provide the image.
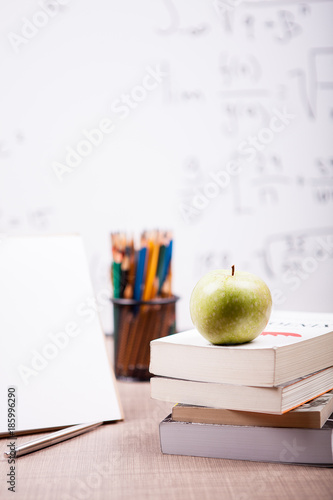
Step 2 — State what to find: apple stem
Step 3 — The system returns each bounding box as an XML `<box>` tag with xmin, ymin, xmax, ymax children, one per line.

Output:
<box><xmin>231</xmin><ymin>265</ymin><xmax>235</xmax><ymax>276</ymax></box>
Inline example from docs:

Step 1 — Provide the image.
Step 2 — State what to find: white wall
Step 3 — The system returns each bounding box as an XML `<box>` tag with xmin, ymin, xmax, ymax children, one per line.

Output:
<box><xmin>1</xmin><ymin>0</ymin><xmax>333</xmax><ymax>333</ymax></box>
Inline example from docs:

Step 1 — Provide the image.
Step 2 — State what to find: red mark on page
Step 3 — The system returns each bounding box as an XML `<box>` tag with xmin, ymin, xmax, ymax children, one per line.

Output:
<box><xmin>261</xmin><ymin>331</ymin><xmax>302</xmax><ymax>338</ymax></box>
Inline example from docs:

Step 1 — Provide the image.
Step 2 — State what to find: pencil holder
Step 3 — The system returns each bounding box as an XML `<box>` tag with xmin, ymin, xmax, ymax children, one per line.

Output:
<box><xmin>111</xmin><ymin>296</ymin><xmax>179</xmax><ymax>381</ymax></box>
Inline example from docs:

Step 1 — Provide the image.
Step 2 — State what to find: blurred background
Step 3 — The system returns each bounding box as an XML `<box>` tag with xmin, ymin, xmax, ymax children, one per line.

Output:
<box><xmin>1</xmin><ymin>0</ymin><xmax>332</xmax><ymax>333</ymax></box>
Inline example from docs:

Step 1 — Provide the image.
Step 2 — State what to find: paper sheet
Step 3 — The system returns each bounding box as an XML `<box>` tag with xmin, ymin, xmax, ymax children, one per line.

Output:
<box><xmin>0</xmin><ymin>235</ymin><xmax>122</xmax><ymax>434</ymax></box>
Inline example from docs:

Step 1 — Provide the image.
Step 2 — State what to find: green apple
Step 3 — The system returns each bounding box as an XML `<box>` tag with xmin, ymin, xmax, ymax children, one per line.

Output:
<box><xmin>190</xmin><ymin>267</ymin><xmax>272</xmax><ymax>345</ymax></box>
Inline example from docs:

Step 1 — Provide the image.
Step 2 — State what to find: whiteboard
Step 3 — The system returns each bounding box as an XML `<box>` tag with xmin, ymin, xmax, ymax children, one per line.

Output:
<box><xmin>0</xmin><ymin>0</ymin><xmax>332</xmax><ymax>333</ymax></box>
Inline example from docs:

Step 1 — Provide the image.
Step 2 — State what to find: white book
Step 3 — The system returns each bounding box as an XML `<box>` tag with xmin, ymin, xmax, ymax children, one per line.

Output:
<box><xmin>151</xmin><ymin>367</ymin><xmax>333</xmax><ymax>414</ymax></box>
<box><xmin>150</xmin><ymin>311</ymin><xmax>333</xmax><ymax>387</ymax></box>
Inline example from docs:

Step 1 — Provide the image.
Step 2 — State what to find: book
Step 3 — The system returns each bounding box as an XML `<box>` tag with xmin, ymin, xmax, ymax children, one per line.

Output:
<box><xmin>159</xmin><ymin>413</ymin><xmax>333</xmax><ymax>465</ymax></box>
<box><xmin>150</xmin><ymin>310</ymin><xmax>333</xmax><ymax>387</ymax></box>
<box><xmin>171</xmin><ymin>390</ymin><xmax>333</xmax><ymax>429</ymax></box>
<box><xmin>150</xmin><ymin>366</ymin><xmax>333</xmax><ymax>414</ymax></box>
<box><xmin>0</xmin><ymin>235</ymin><xmax>123</xmax><ymax>435</ymax></box>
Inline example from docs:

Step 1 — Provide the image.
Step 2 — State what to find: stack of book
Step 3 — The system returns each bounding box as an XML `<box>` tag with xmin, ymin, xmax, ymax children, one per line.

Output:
<box><xmin>149</xmin><ymin>310</ymin><xmax>333</xmax><ymax>465</ymax></box>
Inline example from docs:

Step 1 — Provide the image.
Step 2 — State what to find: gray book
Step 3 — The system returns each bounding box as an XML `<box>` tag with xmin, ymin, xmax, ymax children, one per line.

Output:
<box><xmin>159</xmin><ymin>413</ymin><xmax>333</xmax><ymax>465</ymax></box>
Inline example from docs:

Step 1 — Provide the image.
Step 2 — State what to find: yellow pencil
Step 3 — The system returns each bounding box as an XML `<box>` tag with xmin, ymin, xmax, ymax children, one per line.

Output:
<box><xmin>142</xmin><ymin>233</ymin><xmax>160</xmax><ymax>301</ymax></box>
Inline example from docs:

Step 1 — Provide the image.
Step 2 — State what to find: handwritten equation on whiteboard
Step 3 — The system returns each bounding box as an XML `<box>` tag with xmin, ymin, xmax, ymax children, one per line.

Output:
<box><xmin>156</xmin><ymin>0</ymin><xmax>333</xmax><ymax>314</ymax></box>
<box><xmin>173</xmin><ymin>0</ymin><xmax>333</xmax><ymax>224</ymax></box>
<box><xmin>0</xmin><ymin>208</ymin><xmax>53</xmax><ymax>232</ymax></box>
<box><xmin>193</xmin><ymin>227</ymin><xmax>333</xmax><ymax>295</ymax></box>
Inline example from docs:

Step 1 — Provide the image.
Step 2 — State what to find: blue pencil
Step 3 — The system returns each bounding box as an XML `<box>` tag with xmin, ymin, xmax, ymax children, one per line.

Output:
<box><xmin>133</xmin><ymin>246</ymin><xmax>147</xmax><ymax>301</ymax></box>
<box><xmin>159</xmin><ymin>238</ymin><xmax>173</xmax><ymax>293</ymax></box>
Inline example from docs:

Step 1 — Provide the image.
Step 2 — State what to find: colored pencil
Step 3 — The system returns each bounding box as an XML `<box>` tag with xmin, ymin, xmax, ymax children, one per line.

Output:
<box><xmin>110</xmin><ymin>230</ymin><xmax>175</xmax><ymax>379</ymax></box>
<box><xmin>111</xmin><ymin>230</ymin><xmax>173</xmax><ymax>301</ymax></box>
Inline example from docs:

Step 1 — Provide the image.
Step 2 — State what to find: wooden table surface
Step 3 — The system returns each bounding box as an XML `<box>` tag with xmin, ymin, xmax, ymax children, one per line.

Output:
<box><xmin>1</xmin><ymin>340</ymin><xmax>333</xmax><ymax>500</ymax></box>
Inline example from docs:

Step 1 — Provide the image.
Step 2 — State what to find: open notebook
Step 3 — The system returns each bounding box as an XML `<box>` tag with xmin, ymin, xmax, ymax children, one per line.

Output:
<box><xmin>0</xmin><ymin>235</ymin><xmax>123</xmax><ymax>435</ymax></box>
